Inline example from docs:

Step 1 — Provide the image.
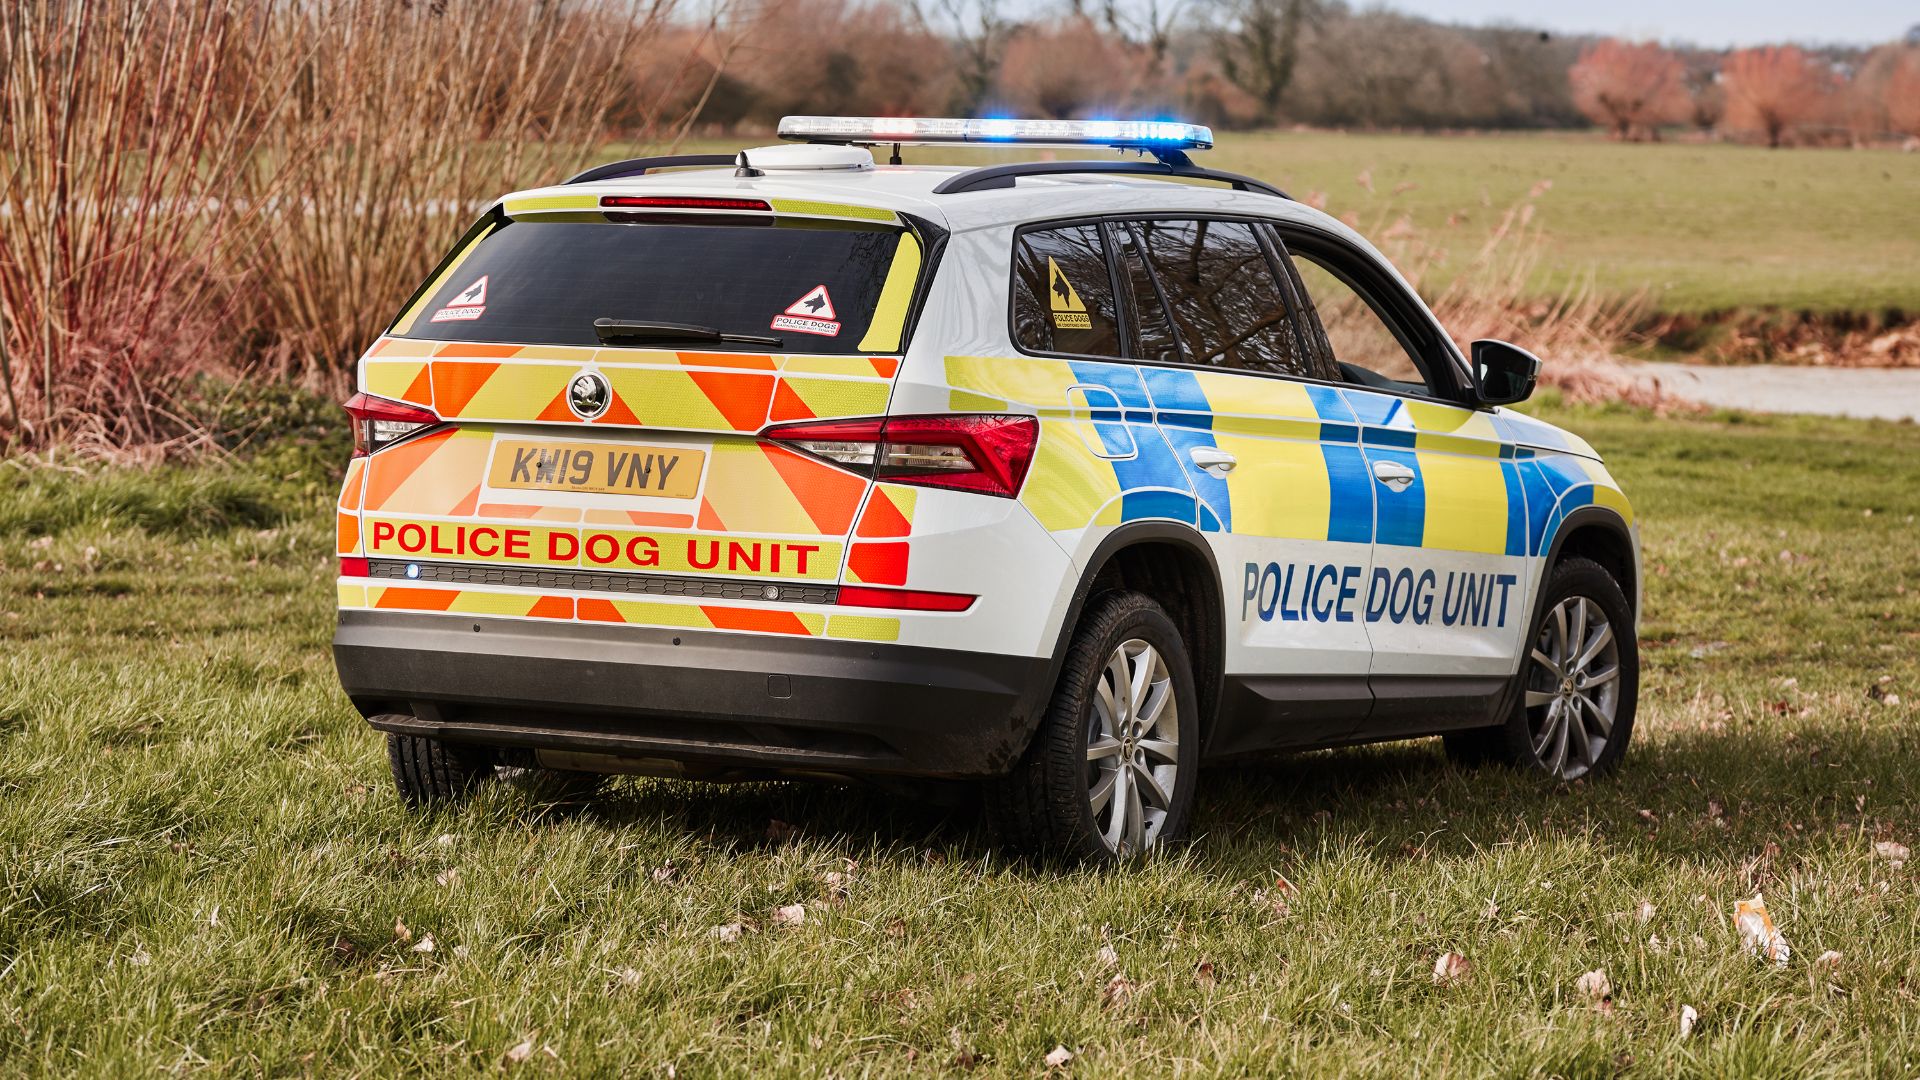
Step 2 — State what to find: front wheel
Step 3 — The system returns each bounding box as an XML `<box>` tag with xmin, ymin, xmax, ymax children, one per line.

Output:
<box><xmin>989</xmin><ymin>591</ymin><xmax>1200</xmax><ymax>861</ymax></box>
<box><xmin>1447</xmin><ymin>556</ymin><xmax>1638</xmax><ymax>780</ymax></box>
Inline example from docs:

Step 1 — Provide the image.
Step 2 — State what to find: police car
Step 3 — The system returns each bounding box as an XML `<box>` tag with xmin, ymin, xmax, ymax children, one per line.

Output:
<box><xmin>332</xmin><ymin>117</ymin><xmax>1639</xmax><ymax>860</ymax></box>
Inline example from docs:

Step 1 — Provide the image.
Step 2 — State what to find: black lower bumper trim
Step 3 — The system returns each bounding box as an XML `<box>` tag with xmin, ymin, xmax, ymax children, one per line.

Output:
<box><xmin>333</xmin><ymin>610</ymin><xmax>1050</xmax><ymax>779</ymax></box>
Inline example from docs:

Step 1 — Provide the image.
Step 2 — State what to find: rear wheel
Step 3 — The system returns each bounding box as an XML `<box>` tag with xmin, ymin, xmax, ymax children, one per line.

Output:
<box><xmin>385</xmin><ymin>729</ymin><xmax>607</xmax><ymax>807</ymax></box>
<box><xmin>990</xmin><ymin>591</ymin><xmax>1199</xmax><ymax>861</ymax></box>
<box><xmin>1445</xmin><ymin>556</ymin><xmax>1637</xmax><ymax>780</ymax></box>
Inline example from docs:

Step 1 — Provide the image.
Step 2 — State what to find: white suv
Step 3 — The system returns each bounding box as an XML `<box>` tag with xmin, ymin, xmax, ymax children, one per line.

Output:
<box><xmin>332</xmin><ymin>117</ymin><xmax>1640</xmax><ymax>861</ymax></box>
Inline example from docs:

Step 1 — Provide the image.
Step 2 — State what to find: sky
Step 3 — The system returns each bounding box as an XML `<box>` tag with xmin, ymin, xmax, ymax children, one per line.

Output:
<box><xmin>1380</xmin><ymin>0</ymin><xmax>1915</xmax><ymax>48</ymax></box>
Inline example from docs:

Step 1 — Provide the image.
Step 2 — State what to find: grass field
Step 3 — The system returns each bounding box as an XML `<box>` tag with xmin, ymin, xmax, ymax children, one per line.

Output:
<box><xmin>2</xmin><ymin>402</ymin><xmax>1918</xmax><ymax>1075</ymax></box>
<box><xmin>684</xmin><ymin>130</ymin><xmax>1920</xmax><ymax>317</ymax></box>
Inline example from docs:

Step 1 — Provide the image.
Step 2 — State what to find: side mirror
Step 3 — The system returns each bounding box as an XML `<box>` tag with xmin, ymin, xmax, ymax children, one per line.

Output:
<box><xmin>1471</xmin><ymin>339</ymin><xmax>1541</xmax><ymax>407</ymax></box>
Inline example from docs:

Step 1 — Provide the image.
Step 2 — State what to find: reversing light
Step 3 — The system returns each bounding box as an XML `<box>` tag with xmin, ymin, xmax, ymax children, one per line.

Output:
<box><xmin>600</xmin><ymin>195</ymin><xmax>771</xmax><ymax>212</ymax></box>
<box><xmin>342</xmin><ymin>392</ymin><xmax>442</xmax><ymax>457</ymax></box>
<box><xmin>777</xmin><ymin>116</ymin><xmax>1213</xmax><ymax>152</ymax></box>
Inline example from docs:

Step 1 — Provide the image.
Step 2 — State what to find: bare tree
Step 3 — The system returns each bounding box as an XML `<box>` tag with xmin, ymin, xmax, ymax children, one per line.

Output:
<box><xmin>1886</xmin><ymin>48</ymin><xmax>1920</xmax><ymax>137</ymax></box>
<box><xmin>996</xmin><ymin>16</ymin><xmax>1143</xmax><ymax>118</ymax></box>
<box><xmin>1209</xmin><ymin>0</ymin><xmax>1318</xmax><ymax>124</ymax></box>
<box><xmin>1722</xmin><ymin>45</ymin><xmax>1833</xmax><ymax>148</ymax></box>
<box><xmin>1568</xmin><ymin>39</ymin><xmax>1689</xmax><ymax>141</ymax></box>
<box><xmin>908</xmin><ymin>0</ymin><xmax>1009</xmax><ymax>113</ymax></box>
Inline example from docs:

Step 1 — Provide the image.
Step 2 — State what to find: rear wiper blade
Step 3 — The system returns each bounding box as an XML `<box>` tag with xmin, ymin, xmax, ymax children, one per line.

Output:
<box><xmin>593</xmin><ymin>318</ymin><xmax>782</xmax><ymax>347</ymax></box>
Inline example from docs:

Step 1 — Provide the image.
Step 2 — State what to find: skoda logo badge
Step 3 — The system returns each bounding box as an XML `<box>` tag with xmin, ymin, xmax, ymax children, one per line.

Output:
<box><xmin>567</xmin><ymin>370</ymin><xmax>610</xmax><ymax>420</ymax></box>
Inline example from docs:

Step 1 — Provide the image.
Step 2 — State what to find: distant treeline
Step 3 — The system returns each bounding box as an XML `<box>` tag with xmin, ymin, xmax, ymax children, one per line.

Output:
<box><xmin>647</xmin><ymin>0</ymin><xmax>1920</xmax><ymax>141</ymax></box>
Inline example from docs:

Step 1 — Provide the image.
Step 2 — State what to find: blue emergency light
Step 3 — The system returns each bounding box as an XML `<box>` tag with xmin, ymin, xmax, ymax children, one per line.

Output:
<box><xmin>777</xmin><ymin>116</ymin><xmax>1213</xmax><ymax>153</ymax></box>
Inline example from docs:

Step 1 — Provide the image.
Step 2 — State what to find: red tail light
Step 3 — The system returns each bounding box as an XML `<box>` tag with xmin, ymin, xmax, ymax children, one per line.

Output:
<box><xmin>764</xmin><ymin>415</ymin><xmax>1039</xmax><ymax>498</ymax></box>
<box><xmin>340</xmin><ymin>556</ymin><xmax>370</xmax><ymax>578</ymax></box>
<box><xmin>837</xmin><ymin>585</ymin><xmax>976</xmax><ymax>612</ymax></box>
<box><xmin>600</xmin><ymin>195</ymin><xmax>771</xmax><ymax>212</ymax></box>
<box><xmin>343</xmin><ymin>393</ymin><xmax>442</xmax><ymax>457</ymax></box>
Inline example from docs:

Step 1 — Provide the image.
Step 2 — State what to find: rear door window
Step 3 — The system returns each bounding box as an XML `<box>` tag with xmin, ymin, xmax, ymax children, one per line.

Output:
<box><xmin>1011</xmin><ymin>223</ymin><xmax>1123</xmax><ymax>358</ymax></box>
<box><xmin>395</xmin><ymin>218</ymin><xmax>914</xmax><ymax>354</ymax></box>
<box><xmin>1129</xmin><ymin>219</ymin><xmax>1322</xmax><ymax>378</ymax></box>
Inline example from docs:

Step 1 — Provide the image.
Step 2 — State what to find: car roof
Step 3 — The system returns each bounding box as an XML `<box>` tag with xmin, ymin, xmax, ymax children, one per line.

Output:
<box><xmin>496</xmin><ymin>153</ymin><xmax>1372</xmax><ymax>240</ymax></box>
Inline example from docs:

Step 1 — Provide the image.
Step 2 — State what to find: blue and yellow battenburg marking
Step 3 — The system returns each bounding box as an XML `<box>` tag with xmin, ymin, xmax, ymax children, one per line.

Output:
<box><xmin>944</xmin><ymin>356</ymin><xmax>1631</xmax><ymax>554</ymax></box>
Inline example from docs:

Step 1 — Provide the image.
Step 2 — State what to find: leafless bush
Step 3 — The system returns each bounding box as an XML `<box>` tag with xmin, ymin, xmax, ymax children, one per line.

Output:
<box><xmin>1722</xmin><ymin>45</ymin><xmax>1835</xmax><ymax>148</ymax></box>
<box><xmin>0</xmin><ymin>0</ymin><xmax>712</xmax><ymax>455</ymax></box>
<box><xmin>1569</xmin><ymin>40</ymin><xmax>1690</xmax><ymax>141</ymax></box>
<box><xmin>993</xmin><ymin>17</ymin><xmax>1146</xmax><ymax>119</ymax></box>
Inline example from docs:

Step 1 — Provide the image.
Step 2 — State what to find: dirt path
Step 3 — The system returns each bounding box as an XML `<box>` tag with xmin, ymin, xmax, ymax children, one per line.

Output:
<box><xmin>1634</xmin><ymin>362</ymin><xmax>1920</xmax><ymax>422</ymax></box>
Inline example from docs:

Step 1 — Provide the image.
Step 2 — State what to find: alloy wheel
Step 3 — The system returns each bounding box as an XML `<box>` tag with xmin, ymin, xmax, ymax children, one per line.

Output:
<box><xmin>1524</xmin><ymin>595</ymin><xmax>1622</xmax><ymax>779</ymax></box>
<box><xmin>1085</xmin><ymin>638</ymin><xmax>1180</xmax><ymax>855</ymax></box>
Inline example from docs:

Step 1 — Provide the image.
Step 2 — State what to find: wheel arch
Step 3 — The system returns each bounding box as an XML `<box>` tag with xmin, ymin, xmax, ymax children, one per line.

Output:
<box><xmin>1543</xmin><ymin>506</ymin><xmax>1638</xmax><ymax>620</ymax></box>
<box><xmin>1038</xmin><ymin>523</ymin><xmax>1227</xmax><ymax>752</ymax></box>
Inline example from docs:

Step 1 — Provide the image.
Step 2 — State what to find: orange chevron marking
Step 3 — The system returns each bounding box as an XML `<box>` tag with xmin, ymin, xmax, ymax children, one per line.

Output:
<box><xmin>535</xmin><ymin>388</ymin><xmax>573</xmax><ymax>422</ymax></box>
<box><xmin>687</xmin><ymin>370</ymin><xmax>773</xmax><ymax>432</ymax></box>
<box><xmin>847</xmin><ymin>541</ymin><xmax>909</xmax><ymax>585</ymax></box>
<box><xmin>375</xmin><ymin>587</ymin><xmax>458</xmax><ymax>612</ymax></box>
<box><xmin>477</xmin><ymin>502</ymin><xmax>545</xmax><ymax>519</ymax></box>
<box><xmin>595</xmin><ymin>390</ymin><xmax>643</xmax><ymax>426</ymax></box>
<box><xmin>435</xmin><ymin>343</ymin><xmax>523</xmax><ymax>358</ymax></box>
<box><xmin>447</xmin><ymin>483</ymin><xmax>481</xmax><ymax>517</ymax></box>
<box><xmin>625</xmin><ymin>510</ymin><xmax>695</xmax><ymax>527</ymax></box>
<box><xmin>336</xmin><ymin>512</ymin><xmax>360</xmax><ymax>555</ymax></box>
<box><xmin>340</xmin><ymin>460</ymin><xmax>365</xmax><ymax>511</ymax></box>
<box><xmin>527</xmin><ymin>596</ymin><xmax>575</xmax><ymax>619</ymax></box>
<box><xmin>855</xmin><ymin>490</ymin><xmax>912</xmax><ymax>538</ymax></box>
<box><xmin>701</xmin><ymin>606</ymin><xmax>811</xmax><ymax>635</ymax></box>
<box><xmin>697</xmin><ymin>498</ymin><xmax>728</xmax><ymax>532</ymax></box>
<box><xmin>679</xmin><ymin>351</ymin><xmax>777</xmax><ymax>371</ymax></box>
<box><xmin>768</xmin><ymin>380</ymin><xmax>815</xmax><ymax>423</ymax></box>
<box><xmin>401</xmin><ymin>365</ymin><xmax>434</xmax><ymax>407</ymax></box>
<box><xmin>362</xmin><ymin>428</ymin><xmax>456</xmax><ymax>510</ymax></box>
<box><xmin>432</xmin><ymin>362</ymin><xmax>501</xmax><ymax>417</ymax></box>
<box><xmin>576</xmin><ymin>598</ymin><xmax>624</xmax><ymax>623</ymax></box>
<box><xmin>759</xmin><ymin>443</ymin><xmax>864</xmax><ymax>535</ymax></box>
<box><xmin>369</xmin><ymin>337</ymin><xmax>401</xmax><ymax>357</ymax></box>
<box><xmin>868</xmin><ymin>357</ymin><xmax>900</xmax><ymax>379</ymax></box>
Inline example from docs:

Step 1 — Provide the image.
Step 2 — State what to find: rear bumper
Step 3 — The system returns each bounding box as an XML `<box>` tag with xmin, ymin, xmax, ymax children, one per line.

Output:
<box><xmin>333</xmin><ymin>610</ymin><xmax>1051</xmax><ymax>779</ymax></box>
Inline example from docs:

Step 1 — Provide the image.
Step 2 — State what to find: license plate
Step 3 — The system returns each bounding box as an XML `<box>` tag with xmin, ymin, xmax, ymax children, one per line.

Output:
<box><xmin>488</xmin><ymin>440</ymin><xmax>704</xmax><ymax>499</ymax></box>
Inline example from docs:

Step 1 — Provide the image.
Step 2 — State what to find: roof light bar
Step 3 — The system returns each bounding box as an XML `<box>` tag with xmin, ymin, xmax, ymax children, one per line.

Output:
<box><xmin>777</xmin><ymin>116</ymin><xmax>1213</xmax><ymax>152</ymax></box>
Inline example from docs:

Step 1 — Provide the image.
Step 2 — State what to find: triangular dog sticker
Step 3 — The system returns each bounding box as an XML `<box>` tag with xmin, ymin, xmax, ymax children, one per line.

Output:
<box><xmin>1047</xmin><ymin>259</ymin><xmax>1090</xmax><ymax>329</ymax></box>
<box><xmin>430</xmin><ymin>275</ymin><xmax>490</xmax><ymax>323</ymax></box>
<box><xmin>772</xmin><ymin>284</ymin><xmax>841</xmax><ymax>337</ymax></box>
<box><xmin>784</xmin><ymin>285</ymin><xmax>836</xmax><ymax>321</ymax></box>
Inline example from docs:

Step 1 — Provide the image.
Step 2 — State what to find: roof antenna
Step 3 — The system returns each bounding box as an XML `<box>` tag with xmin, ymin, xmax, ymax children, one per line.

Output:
<box><xmin>734</xmin><ymin>150</ymin><xmax>764</xmax><ymax>178</ymax></box>
<box><xmin>889</xmin><ymin>142</ymin><xmax>903</xmax><ymax>166</ymax></box>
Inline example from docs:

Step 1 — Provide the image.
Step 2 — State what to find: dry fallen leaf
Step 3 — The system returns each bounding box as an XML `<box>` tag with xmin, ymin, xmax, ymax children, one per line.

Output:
<box><xmin>1044</xmin><ymin>1045</ymin><xmax>1074</xmax><ymax>1068</ymax></box>
<box><xmin>1635</xmin><ymin>901</ymin><xmax>1656</xmax><ymax>925</ymax></box>
<box><xmin>1100</xmin><ymin>972</ymin><xmax>1134</xmax><ymax>1011</ymax></box>
<box><xmin>712</xmin><ymin>922</ymin><xmax>746</xmax><ymax>942</ymax></box>
<box><xmin>1679</xmin><ymin>1004</ymin><xmax>1699</xmax><ymax>1038</ymax></box>
<box><xmin>1874</xmin><ymin>840</ymin><xmax>1910</xmax><ymax>861</ymax></box>
<box><xmin>505</xmin><ymin>1039</ymin><xmax>535</xmax><ymax>1065</ymax></box>
<box><xmin>1193</xmin><ymin>960</ymin><xmax>1217</xmax><ymax>990</ymax></box>
<box><xmin>651</xmin><ymin>863</ymin><xmax>678</xmax><ymax>884</ymax></box>
<box><xmin>1734</xmin><ymin>894</ymin><xmax>1791</xmax><ymax>967</ymax></box>
<box><xmin>1575</xmin><ymin>968</ymin><xmax>1612</xmax><ymax>1001</ymax></box>
<box><xmin>1432</xmin><ymin>951</ymin><xmax>1472</xmax><ymax>986</ymax></box>
<box><xmin>128</xmin><ymin>945</ymin><xmax>151</xmax><ymax>967</ymax></box>
<box><xmin>392</xmin><ymin>917</ymin><xmax>411</xmax><ymax>943</ymax></box>
<box><xmin>772</xmin><ymin>903</ymin><xmax>806</xmax><ymax>928</ymax></box>
<box><xmin>1095</xmin><ymin>944</ymin><xmax>1119</xmax><ymax>969</ymax></box>
<box><xmin>766</xmin><ymin>819</ymin><xmax>798</xmax><ymax>842</ymax></box>
<box><xmin>411</xmin><ymin>934</ymin><xmax>435</xmax><ymax>954</ymax></box>
<box><xmin>822</xmin><ymin>870</ymin><xmax>852</xmax><ymax>901</ymax></box>
<box><xmin>435</xmin><ymin>868</ymin><xmax>461</xmax><ymax>889</ymax></box>
<box><xmin>1815</xmin><ymin>949</ymin><xmax>1843</xmax><ymax>970</ymax></box>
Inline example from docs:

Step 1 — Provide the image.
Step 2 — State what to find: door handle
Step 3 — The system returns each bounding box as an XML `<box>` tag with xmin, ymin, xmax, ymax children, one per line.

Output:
<box><xmin>1372</xmin><ymin>460</ymin><xmax>1417</xmax><ymax>492</ymax></box>
<box><xmin>1188</xmin><ymin>446</ymin><xmax>1237</xmax><ymax>476</ymax></box>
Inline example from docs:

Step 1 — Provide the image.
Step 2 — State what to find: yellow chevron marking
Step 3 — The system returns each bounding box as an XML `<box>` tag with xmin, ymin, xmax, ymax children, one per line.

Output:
<box><xmin>1214</xmin><ymin>434</ymin><xmax>1333</xmax><ymax>540</ymax></box>
<box><xmin>502</xmin><ymin>194</ymin><xmax>601</xmax><ymax>214</ymax></box>
<box><xmin>826</xmin><ymin>615</ymin><xmax>901</xmax><ymax>642</ymax></box>
<box><xmin>858</xmin><ymin>233</ymin><xmax>922</xmax><ymax>353</ymax></box>
<box><xmin>768</xmin><ymin>198</ymin><xmax>896</xmax><ymax>222</ymax></box>
<box><xmin>1416</xmin><ymin>451</ymin><xmax>1510</xmax><ymax>554</ymax></box>
<box><xmin>1022</xmin><ymin>419</ymin><xmax>1120</xmax><ymax>532</ymax></box>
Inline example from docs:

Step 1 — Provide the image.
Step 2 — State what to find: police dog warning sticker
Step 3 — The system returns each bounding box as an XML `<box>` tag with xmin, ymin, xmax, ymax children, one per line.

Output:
<box><xmin>772</xmin><ymin>285</ymin><xmax>840</xmax><ymax>337</ymax></box>
<box><xmin>430</xmin><ymin>275</ymin><xmax>489</xmax><ymax>323</ymax></box>
<box><xmin>1047</xmin><ymin>258</ymin><xmax>1090</xmax><ymax>330</ymax></box>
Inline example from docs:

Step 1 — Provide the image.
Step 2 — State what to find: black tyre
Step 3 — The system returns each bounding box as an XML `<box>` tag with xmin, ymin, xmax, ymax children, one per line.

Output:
<box><xmin>386</xmin><ymin>728</ymin><xmax>497</xmax><ymax>807</ymax></box>
<box><xmin>1445</xmin><ymin>556</ymin><xmax>1638</xmax><ymax>779</ymax></box>
<box><xmin>990</xmin><ymin>591</ymin><xmax>1200</xmax><ymax>861</ymax></box>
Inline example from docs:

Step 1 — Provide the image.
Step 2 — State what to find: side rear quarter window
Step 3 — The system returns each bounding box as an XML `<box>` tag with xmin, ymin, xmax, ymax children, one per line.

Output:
<box><xmin>1011</xmin><ymin>224</ymin><xmax>1122</xmax><ymax>358</ymax></box>
<box><xmin>1129</xmin><ymin>219</ymin><xmax>1324</xmax><ymax>379</ymax></box>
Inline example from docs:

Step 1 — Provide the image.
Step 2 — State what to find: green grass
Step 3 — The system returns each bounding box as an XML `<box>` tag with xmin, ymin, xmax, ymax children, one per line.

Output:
<box><xmin>682</xmin><ymin>130</ymin><xmax>1920</xmax><ymax>316</ymax></box>
<box><xmin>3</xmin><ymin>404</ymin><xmax>1919</xmax><ymax>1075</ymax></box>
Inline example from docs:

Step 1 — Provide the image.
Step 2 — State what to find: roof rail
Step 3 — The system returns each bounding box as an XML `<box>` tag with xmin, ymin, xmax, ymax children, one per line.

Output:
<box><xmin>563</xmin><ymin>154</ymin><xmax>737</xmax><ymax>186</ymax></box>
<box><xmin>931</xmin><ymin>159</ymin><xmax>1290</xmax><ymax>199</ymax></box>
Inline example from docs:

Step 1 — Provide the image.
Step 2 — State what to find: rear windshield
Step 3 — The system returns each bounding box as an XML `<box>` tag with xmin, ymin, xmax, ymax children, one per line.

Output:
<box><xmin>396</xmin><ymin>218</ymin><xmax>912</xmax><ymax>354</ymax></box>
